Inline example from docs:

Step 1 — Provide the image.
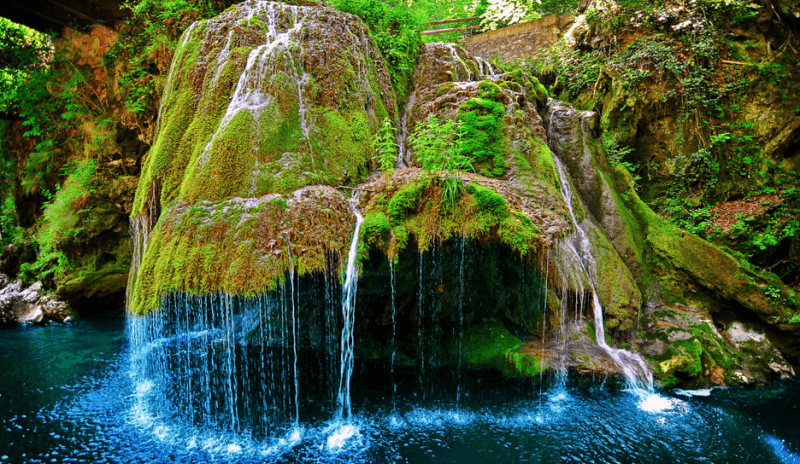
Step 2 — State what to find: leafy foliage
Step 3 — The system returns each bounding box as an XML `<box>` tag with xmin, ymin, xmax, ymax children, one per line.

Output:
<box><xmin>329</xmin><ymin>0</ymin><xmax>424</xmax><ymax>99</ymax></box>
<box><xmin>0</xmin><ymin>17</ymin><xmax>50</xmax><ymax>113</ymax></box>
<box><xmin>0</xmin><ymin>122</ymin><xmax>19</xmax><ymax>247</ymax></box>
<box><xmin>409</xmin><ymin>113</ymin><xmax>473</xmax><ymax>208</ymax></box>
<box><xmin>372</xmin><ymin>117</ymin><xmax>398</xmax><ymax>178</ymax></box>
<box><xmin>478</xmin><ymin>0</ymin><xmax>540</xmax><ymax>31</ymax></box>
<box><xmin>19</xmin><ymin>159</ymin><xmax>97</xmax><ymax>286</ymax></box>
<box><xmin>107</xmin><ymin>0</ymin><xmax>236</xmax><ymax>122</ymax></box>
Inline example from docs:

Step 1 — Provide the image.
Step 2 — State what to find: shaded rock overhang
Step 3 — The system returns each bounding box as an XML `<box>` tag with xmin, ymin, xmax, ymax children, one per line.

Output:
<box><xmin>0</xmin><ymin>0</ymin><xmax>128</xmax><ymax>33</ymax></box>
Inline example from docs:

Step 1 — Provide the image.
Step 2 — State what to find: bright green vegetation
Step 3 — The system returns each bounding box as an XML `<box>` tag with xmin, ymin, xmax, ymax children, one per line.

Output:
<box><xmin>131</xmin><ymin>7</ymin><xmax>394</xmax><ymax>220</ymax></box>
<box><xmin>0</xmin><ymin>122</ymin><xmax>19</xmax><ymax>248</ymax></box>
<box><xmin>506</xmin><ymin>349</ymin><xmax>548</xmax><ymax>377</ymax></box>
<box><xmin>459</xmin><ymin>85</ymin><xmax>509</xmax><ymax>178</ymax></box>
<box><xmin>362</xmin><ymin>175</ymin><xmax>540</xmax><ymax>260</ymax></box>
<box><xmin>459</xmin><ymin>319</ymin><xmax>548</xmax><ymax>377</ymax></box>
<box><xmin>372</xmin><ymin>117</ymin><xmax>398</xmax><ymax>178</ymax></box>
<box><xmin>329</xmin><ymin>0</ymin><xmax>424</xmax><ymax>99</ymax></box>
<box><xmin>128</xmin><ymin>192</ymin><xmax>352</xmax><ymax>314</ymax></box>
<box><xmin>0</xmin><ymin>15</ymin><xmax>136</xmax><ymax>295</ymax></box>
<box><xmin>461</xmin><ymin>319</ymin><xmax>521</xmax><ymax>367</ymax></box>
<box><xmin>0</xmin><ymin>17</ymin><xmax>50</xmax><ymax>113</ymax></box>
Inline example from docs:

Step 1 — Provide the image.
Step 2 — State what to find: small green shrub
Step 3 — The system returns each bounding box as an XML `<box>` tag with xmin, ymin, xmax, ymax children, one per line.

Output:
<box><xmin>372</xmin><ymin>117</ymin><xmax>398</xmax><ymax>178</ymax></box>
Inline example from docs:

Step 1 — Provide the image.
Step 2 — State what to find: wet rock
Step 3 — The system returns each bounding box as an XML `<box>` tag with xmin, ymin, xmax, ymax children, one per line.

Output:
<box><xmin>639</xmin><ymin>303</ymin><xmax>795</xmax><ymax>387</ymax></box>
<box><xmin>14</xmin><ymin>302</ymin><xmax>43</xmax><ymax>325</ymax></box>
<box><xmin>727</xmin><ymin>322</ymin><xmax>795</xmax><ymax>380</ymax></box>
<box><xmin>541</xmin><ymin>98</ymin><xmax>642</xmax><ymax>332</ymax></box>
<box><xmin>0</xmin><ymin>273</ymin><xmax>75</xmax><ymax>326</ymax></box>
<box><xmin>532</xmin><ymin>321</ymin><xmax>625</xmax><ymax>379</ymax></box>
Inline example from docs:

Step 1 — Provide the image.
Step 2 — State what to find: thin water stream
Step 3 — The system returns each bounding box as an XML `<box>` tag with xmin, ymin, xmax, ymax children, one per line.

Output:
<box><xmin>551</xmin><ymin>143</ymin><xmax>654</xmax><ymax>396</ymax></box>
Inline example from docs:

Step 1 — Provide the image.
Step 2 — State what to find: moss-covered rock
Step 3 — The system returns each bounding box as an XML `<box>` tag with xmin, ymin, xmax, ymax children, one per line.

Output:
<box><xmin>129</xmin><ymin>1</ymin><xmax>397</xmax><ymax>313</ymax></box>
<box><xmin>132</xmin><ymin>1</ymin><xmax>396</xmax><ymax>218</ymax></box>
<box><xmin>130</xmin><ymin>186</ymin><xmax>353</xmax><ymax>314</ymax></box>
<box><xmin>639</xmin><ymin>303</ymin><xmax>795</xmax><ymax>387</ymax></box>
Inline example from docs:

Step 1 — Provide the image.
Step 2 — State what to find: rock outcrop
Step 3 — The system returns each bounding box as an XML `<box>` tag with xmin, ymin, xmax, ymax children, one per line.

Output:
<box><xmin>639</xmin><ymin>303</ymin><xmax>794</xmax><ymax>386</ymax></box>
<box><xmin>0</xmin><ymin>274</ymin><xmax>75</xmax><ymax>326</ymax></box>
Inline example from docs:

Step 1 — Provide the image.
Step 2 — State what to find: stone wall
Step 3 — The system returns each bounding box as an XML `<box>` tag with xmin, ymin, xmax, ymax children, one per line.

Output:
<box><xmin>465</xmin><ymin>14</ymin><xmax>574</xmax><ymax>62</ymax></box>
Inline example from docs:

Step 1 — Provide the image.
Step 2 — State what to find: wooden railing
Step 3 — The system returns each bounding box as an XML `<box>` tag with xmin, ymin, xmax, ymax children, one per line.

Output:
<box><xmin>420</xmin><ymin>16</ymin><xmax>481</xmax><ymax>35</ymax></box>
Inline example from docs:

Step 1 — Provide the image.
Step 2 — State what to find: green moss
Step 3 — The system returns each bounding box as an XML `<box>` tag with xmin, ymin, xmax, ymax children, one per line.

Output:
<box><xmin>503</xmin><ymin>69</ymin><xmax>549</xmax><ymax>106</ymax></box>
<box><xmin>477</xmin><ymin>80</ymin><xmax>504</xmax><ymax>100</ymax></box>
<box><xmin>129</xmin><ymin>191</ymin><xmax>351</xmax><ymax>315</ymax></box>
<box><xmin>387</xmin><ymin>180</ymin><xmax>426</xmax><ymax>223</ymax></box>
<box><xmin>361</xmin><ymin>212</ymin><xmax>391</xmax><ymax>248</ymax></box>
<box><xmin>498</xmin><ymin>213</ymin><xmax>539</xmax><ymax>254</ymax></box>
<box><xmin>467</xmin><ymin>183</ymin><xmax>506</xmax><ymax>215</ymax></box>
<box><xmin>180</xmin><ymin>110</ymin><xmax>254</xmax><ymax>203</ymax></box>
<box><xmin>658</xmin><ymin>338</ymin><xmax>703</xmax><ymax>379</ymax></box>
<box><xmin>312</xmin><ymin>109</ymin><xmax>374</xmax><ymax>186</ymax></box>
<box><xmin>506</xmin><ymin>349</ymin><xmax>548</xmax><ymax>377</ymax></box>
<box><xmin>436</xmin><ymin>82</ymin><xmax>455</xmax><ymax>96</ymax></box>
<box><xmin>461</xmin><ymin>320</ymin><xmax>521</xmax><ymax>369</ymax></box>
<box><xmin>459</xmin><ymin>97</ymin><xmax>509</xmax><ymax>178</ymax></box>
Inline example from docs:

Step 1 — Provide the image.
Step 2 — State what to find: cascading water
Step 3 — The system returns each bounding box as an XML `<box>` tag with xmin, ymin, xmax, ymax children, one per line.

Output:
<box><xmin>327</xmin><ymin>199</ymin><xmax>364</xmax><ymax>449</ymax></box>
<box><xmin>335</xmin><ymin>199</ymin><xmax>364</xmax><ymax>422</ymax></box>
<box><xmin>550</xmin><ymin>154</ymin><xmax>654</xmax><ymax>395</ymax></box>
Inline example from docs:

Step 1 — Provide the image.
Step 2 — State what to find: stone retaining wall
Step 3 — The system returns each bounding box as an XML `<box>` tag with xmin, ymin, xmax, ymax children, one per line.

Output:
<box><xmin>465</xmin><ymin>14</ymin><xmax>574</xmax><ymax>61</ymax></box>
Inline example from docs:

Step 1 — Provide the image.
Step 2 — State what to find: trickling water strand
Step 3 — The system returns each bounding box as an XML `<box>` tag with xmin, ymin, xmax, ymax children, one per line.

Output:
<box><xmin>196</xmin><ymin>3</ymin><xmax>309</xmax><ymax>172</ymax></box>
<box><xmin>550</xmin><ymin>154</ymin><xmax>653</xmax><ymax>393</ymax></box>
<box><xmin>389</xmin><ymin>259</ymin><xmax>397</xmax><ymax>399</ymax></box>
<box><xmin>445</xmin><ymin>43</ymin><xmax>472</xmax><ymax>81</ymax></box>
<box><xmin>397</xmin><ymin>90</ymin><xmax>416</xmax><ymax>167</ymax></box>
<box><xmin>287</xmin><ymin>247</ymin><xmax>301</xmax><ymax>425</ymax></box>
<box><xmin>417</xmin><ymin>253</ymin><xmax>425</xmax><ymax>391</ymax></box>
<box><xmin>457</xmin><ymin>236</ymin><xmax>466</xmax><ymax>404</ymax></box>
<box><xmin>335</xmin><ymin>198</ymin><xmax>364</xmax><ymax>422</ymax></box>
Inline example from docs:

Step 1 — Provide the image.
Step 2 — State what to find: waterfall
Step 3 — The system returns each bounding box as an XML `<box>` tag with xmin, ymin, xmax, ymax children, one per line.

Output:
<box><xmin>389</xmin><ymin>259</ymin><xmax>396</xmax><ymax>395</ymax></box>
<box><xmin>334</xmin><ymin>199</ymin><xmax>364</xmax><ymax>422</ymax></box>
<box><xmin>196</xmin><ymin>3</ymin><xmax>310</xmax><ymax>172</ymax></box>
<box><xmin>287</xmin><ymin>255</ymin><xmax>300</xmax><ymax>425</ymax></box>
<box><xmin>550</xmin><ymin>155</ymin><xmax>654</xmax><ymax>393</ymax></box>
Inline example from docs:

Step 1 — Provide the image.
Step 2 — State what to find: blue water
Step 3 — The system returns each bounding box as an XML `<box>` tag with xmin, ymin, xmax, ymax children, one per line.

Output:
<box><xmin>2</xmin><ymin>315</ymin><xmax>800</xmax><ymax>463</ymax></box>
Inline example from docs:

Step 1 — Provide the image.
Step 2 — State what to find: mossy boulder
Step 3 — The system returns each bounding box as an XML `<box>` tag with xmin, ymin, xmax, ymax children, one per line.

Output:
<box><xmin>129</xmin><ymin>186</ymin><xmax>353</xmax><ymax>314</ymax></box>
<box><xmin>129</xmin><ymin>1</ymin><xmax>397</xmax><ymax>313</ymax></box>
<box><xmin>132</xmin><ymin>0</ymin><xmax>396</xmax><ymax>218</ymax></box>
<box><xmin>639</xmin><ymin>303</ymin><xmax>795</xmax><ymax>387</ymax></box>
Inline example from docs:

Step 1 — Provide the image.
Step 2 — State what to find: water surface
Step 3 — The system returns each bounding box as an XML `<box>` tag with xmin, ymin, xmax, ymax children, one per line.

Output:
<box><xmin>1</xmin><ymin>316</ymin><xmax>799</xmax><ymax>464</ymax></box>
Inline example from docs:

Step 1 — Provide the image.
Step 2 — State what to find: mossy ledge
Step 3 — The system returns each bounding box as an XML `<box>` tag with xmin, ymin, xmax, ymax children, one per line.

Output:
<box><xmin>129</xmin><ymin>187</ymin><xmax>352</xmax><ymax>315</ymax></box>
<box><xmin>355</xmin><ymin>168</ymin><xmax>554</xmax><ymax>262</ymax></box>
